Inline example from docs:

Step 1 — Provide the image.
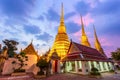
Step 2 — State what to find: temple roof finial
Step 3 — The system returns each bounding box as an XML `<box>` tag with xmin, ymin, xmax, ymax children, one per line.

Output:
<box><xmin>31</xmin><ymin>39</ymin><xmax>33</xmax><ymax>44</ymax></box>
<box><xmin>58</xmin><ymin>3</ymin><xmax>66</xmax><ymax>33</ymax></box>
<box><xmin>80</xmin><ymin>15</ymin><xmax>86</xmax><ymax>36</ymax></box>
<box><xmin>93</xmin><ymin>25</ymin><xmax>104</xmax><ymax>54</ymax></box>
<box><xmin>93</xmin><ymin>25</ymin><xmax>99</xmax><ymax>42</ymax></box>
<box><xmin>80</xmin><ymin>15</ymin><xmax>91</xmax><ymax>47</ymax></box>
<box><xmin>60</xmin><ymin>3</ymin><xmax>64</xmax><ymax>26</ymax></box>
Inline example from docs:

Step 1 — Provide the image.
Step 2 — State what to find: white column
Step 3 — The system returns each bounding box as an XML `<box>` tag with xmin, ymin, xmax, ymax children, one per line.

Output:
<box><xmin>97</xmin><ymin>62</ymin><xmax>101</xmax><ymax>71</ymax></box>
<box><xmin>88</xmin><ymin>61</ymin><xmax>92</xmax><ymax>71</ymax></box>
<box><xmin>93</xmin><ymin>61</ymin><xmax>97</xmax><ymax>68</ymax></box>
<box><xmin>81</xmin><ymin>61</ymin><xmax>89</xmax><ymax>74</ymax></box>
<box><xmin>75</xmin><ymin>61</ymin><xmax>78</xmax><ymax>73</ymax></box>
<box><xmin>105</xmin><ymin>62</ymin><xmax>109</xmax><ymax>71</ymax></box>
<box><xmin>99</xmin><ymin>62</ymin><xmax>104</xmax><ymax>72</ymax></box>
<box><xmin>88</xmin><ymin>61</ymin><xmax>92</xmax><ymax>72</ymax></box>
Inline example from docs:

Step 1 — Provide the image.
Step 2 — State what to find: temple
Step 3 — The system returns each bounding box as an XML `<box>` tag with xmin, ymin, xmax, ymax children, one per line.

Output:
<box><xmin>80</xmin><ymin>16</ymin><xmax>91</xmax><ymax>47</ymax></box>
<box><xmin>0</xmin><ymin>4</ymin><xmax>115</xmax><ymax>76</ymax></box>
<box><xmin>47</xmin><ymin>4</ymin><xmax>114</xmax><ymax>75</ymax></box>
<box><xmin>21</xmin><ymin>42</ymin><xmax>39</xmax><ymax>69</ymax></box>
<box><xmin>48</xmin><ymin>3</ymin><xmax>70</xmax><ymax>59</ymax></box>
<box><xmin>62</xmin><ymin>41</ymin><xmax>113</xmax><ymax>74</ymax></box>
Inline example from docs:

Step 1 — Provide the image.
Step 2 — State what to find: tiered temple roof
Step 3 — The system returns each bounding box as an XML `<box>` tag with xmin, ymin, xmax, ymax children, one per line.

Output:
<box><xmin>22</xmin><ymin>42</ymin><xmax>38</xmax><ymax>56</ymax></box>
<box><xmin>62</xmin><ymin>42</ymin><xmax>109</xmax><ymax>62</ymax></box>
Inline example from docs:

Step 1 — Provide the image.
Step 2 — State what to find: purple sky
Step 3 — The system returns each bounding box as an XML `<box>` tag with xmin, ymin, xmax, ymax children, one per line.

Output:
<box><xmin>0</xmin><ymin>0</ymin><xmax>120</xmax><ymax>57</ymax></box>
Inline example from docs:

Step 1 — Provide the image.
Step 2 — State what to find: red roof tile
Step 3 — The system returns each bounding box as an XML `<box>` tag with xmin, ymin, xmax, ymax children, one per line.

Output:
<box><xmin>62</xmin><ymin>42</ymin><xmax>110</xmax><ymax>62</ymax></box>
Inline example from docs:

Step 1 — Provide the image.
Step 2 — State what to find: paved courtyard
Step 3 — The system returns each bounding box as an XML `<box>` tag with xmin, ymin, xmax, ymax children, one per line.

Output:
<box><xmin>0</xmin><ymin>72</ymin><xmax>120</xmax><ymax>80</ymax></box>
<box><xmin>41</xmin><ymin>73</ymin><xmax>120</xmax><ymax>80</ymax></box>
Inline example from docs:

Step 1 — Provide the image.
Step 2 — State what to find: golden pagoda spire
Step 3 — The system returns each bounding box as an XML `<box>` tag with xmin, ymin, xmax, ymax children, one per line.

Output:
<box><xmin>60</xmin><ymin>3</ymin><xmax>64</xmax><ymax>26</ymax></box>
<box><xmin>58</xmin><ymin>3</ymin><xmax>66</xmax><ymax>33</ymax></box>
<box><xmin>93</xmin><ymin>25</ymin><xmax>104</xmax><ymax>54</ymax></box>
<box><xmin>80</xmin><ymin>15</ymin><xmax>91</xmax><ymax>47</ymax></box>
<box><xmin>81</xmin><ymin>15</ymin><xmax>85</xmax><ymax>36</ymax></box>
<box><xmin>48</xmin><ymin>3</ymin><xmax>70</xmax><ymax>60</ymax></box>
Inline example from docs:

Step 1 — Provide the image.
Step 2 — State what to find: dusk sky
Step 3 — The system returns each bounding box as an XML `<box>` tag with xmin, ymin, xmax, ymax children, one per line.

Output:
<box><xmin>0</xmin><ymin>0</ymin><xmax>120</xmax><ymax>57</ymax></box>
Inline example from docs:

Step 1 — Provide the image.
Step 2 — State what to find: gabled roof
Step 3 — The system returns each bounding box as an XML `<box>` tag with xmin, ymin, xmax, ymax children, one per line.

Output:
<box><xmin>62</xmin><ymin>42</ymin><xmax>109</xmax><ymax>62</ymax></box>
<box><xmin>22</xmin><ymin>43</ymin><xmax>38</xmax><ymax>55</ymax></box>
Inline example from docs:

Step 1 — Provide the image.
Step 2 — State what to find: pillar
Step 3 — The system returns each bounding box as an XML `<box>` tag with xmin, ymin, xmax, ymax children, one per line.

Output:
<box><xmin>88</xmin><ymin>61</ymin><xmax>92</xmax><ymax>71</ymax></box>
<box><xmin>57</xmin><ymin>60</ymin><xmax>60</xmax><ymax>73</ymax></box>
<box><xmin>99</xmin><ymin>62</ymin><xmax>104</xmax><ymax>72</ymax></box>
<box><xmin>75</xmin><ymin>61</ymin><xmax>78</xmax><ymax>73</ymax></box>
<box><xmin>81</xmin><ymin>61</ymin><xmax>89</xmax><ymax>74</ymax></box>
<box><xmin>104</xmin><ymin>62</ymin><xmax>109</xmax><ymax>71</ymax></box>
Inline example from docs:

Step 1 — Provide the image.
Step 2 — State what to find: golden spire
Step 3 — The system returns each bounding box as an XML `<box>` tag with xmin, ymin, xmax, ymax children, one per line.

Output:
<box><xmin>93</xmin><ymin>25</ymin><xmax>104</xmax><ymax>54</ymax></box>
<box><xmin>80</xmin><ymin>15</ymin><xmax>91</xmax><ymax>47</ymax></box>
<box><xmin>58</xmin><ymin>3</ymin><xmax>66</xmax><ymax>33</ymax></box>
<box><xmin>48</xmin><ymin>3</ymin><xmax>70</xmax><ymax>60</ymax></box>
<box><xmin>81</xmin><ymin>15</ymin><xmax>85</xmax><ymax>36</ymax></box>
<box><xmin>60</xmin><ymin>3</ymin><xmax>64</xmax><ymax>26</ymax></box>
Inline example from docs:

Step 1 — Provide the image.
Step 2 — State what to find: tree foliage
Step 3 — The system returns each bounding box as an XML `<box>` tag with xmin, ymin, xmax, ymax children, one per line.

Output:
<box><xmin>111</xmin><ymin>48</ymin><xmax>120</xmax><ymax>61</ymax></box>
<box><xmin>36</xmin><ymin>58</ymin><xmax>48</xmax><ymax>75</ymax></box>
<box><xmin>12</xmin><ymin>52</ymin><xmax>28</xmax><ymax>72</ymax></box>
<box><xmin>37</xmin><ymin>58</ymin><xmax>48</xmax><ymax>69</ymax></box>
<box><xmin>3</xmin><ymin>39</ymin><xmax>19</xmax><ymax>57</ymax></box>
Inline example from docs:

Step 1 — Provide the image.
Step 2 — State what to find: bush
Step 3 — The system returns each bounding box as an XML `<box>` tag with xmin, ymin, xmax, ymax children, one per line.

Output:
<box><xmin>14</xmin><ymin>69</ymin><xmax>25</xmax><ymax>73</ymax></box>
<box><xmin>36</xmin><ymin>58</ymin><xmax>48</xmax><ymax>75</ymax></box>
<box><xmin>109</xmin><ymin>69</ymin><xmax>115</xmax><ymax>72</ymax></box>
<box><xmin>90</xmin><ymin>67</ymin><xmax>101</xmax><ymax>76</ymax></box>
<box><xmin>90</xmin><ymin>71</ymin><xmax>101</xmax><ymax>75</ymax></box>
<box><xmin>37</xmin><ymin>71</ymin><xmax>44</xmax><ymax>75</ymax></box>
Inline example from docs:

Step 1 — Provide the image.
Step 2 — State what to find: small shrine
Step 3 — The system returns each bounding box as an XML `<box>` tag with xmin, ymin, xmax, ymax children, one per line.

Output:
<box><xmin>50</xmin><ymin>49</ymin><xmax>61</xmax><ymax>74</ymax></box>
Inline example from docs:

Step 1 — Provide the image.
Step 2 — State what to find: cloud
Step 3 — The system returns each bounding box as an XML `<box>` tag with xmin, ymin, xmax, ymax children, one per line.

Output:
<box><xmin>45</xmin><ymin>8</ymin><xmax>60</xmax><ymax>21</ymax></box>
<box><xmin>23</xmin><ymin>25</ymin><xmax>41</xmax><ymax>34</ymax></box>
<box><xmin>75</xmin><ymin>1</ymin><xmax>91</xmax><ymax>15</ymax></box>
<box><xmin>65</xmin><ymin>12</ymin><xmax>76</xmax><ymax>20</ymax></box>
<box><xmin>93</xmin><ymin>15</ymin><xmax>120</xmax><ymax>37</ymax></box>
<box><xmin>36</xmin><ymin>32</ymin><xmax>53</xmax><ymax>42</ymax></box>
<box><xmin>37</xmin><ymin>15</ymin><xmax>44</xmax><ymax>21</ymax></box>
<box><xmin>92</xmin><ymin>0</ymin><xmax>120</xmax><ymax>15</ymax></box>
<box><xmin>66</xmin><ymin>22</ymin><xmax>80</xmax><ymax>34</ymax></box>
<box><xmin>0</xmin><ymin>0</ymin><xmax>34</xmax><ymax>17</ymax></box>
<box><xmin>103</xmin><ymin>22</ymin><xmax>120</xmax><ymax>36</ymax></box>
<box><xmin>21</xmin><ymin>41</ymin><xmax>27</xmax><ymax>46</ymax></box>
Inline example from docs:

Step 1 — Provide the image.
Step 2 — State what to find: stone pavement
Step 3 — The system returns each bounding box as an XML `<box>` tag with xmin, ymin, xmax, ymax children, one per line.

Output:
<box><xmin>0</xmin><ymin>72</ymin><xmax>120</xmax><ymax>80</ymax></box>
<box><xmin>40</xmin><ymin>72</ymin><xmax>120</xmax><ymax>80</ymax></box>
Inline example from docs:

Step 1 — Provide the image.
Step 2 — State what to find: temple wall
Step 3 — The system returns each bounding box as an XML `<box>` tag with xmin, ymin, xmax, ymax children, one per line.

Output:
<box><xmin>23</xmin><ymin>55</ymin><xmax>37</xmax><ymax>69</ymax></box>
<box><xmin>64</xmin><ymin>60</ymin><xmax>113</xmax><ymax>75</ymax></box>
<box><xmin>2</xmin><ymin>58</ymin><xmax>20</xmax><ymax>75</ymax></box>
<box><xmin>2</xmin><ymin>55</ymin><xmax>38</xmax><ymax>75</ymax></box>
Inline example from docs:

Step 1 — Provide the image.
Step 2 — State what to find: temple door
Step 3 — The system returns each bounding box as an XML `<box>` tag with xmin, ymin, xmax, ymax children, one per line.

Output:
<box><xmin>55</xmin><ymin>60</ymin><xmax>58</xmax><ymax>73</ymax></box>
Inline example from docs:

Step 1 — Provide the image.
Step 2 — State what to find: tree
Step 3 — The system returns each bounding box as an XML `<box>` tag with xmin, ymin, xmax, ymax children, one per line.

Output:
<box><xmin>90</xmin><ymin>65</ymin><xmax>101</xmax><ymax>76</ymax></box>
<box><xmin>12</xmin><ymin>52</ymin><xmax>28</xmax><ymax>72</ymax></box>
<box><xmin>3</xmin><ymin>39</ymin><xmax>19</xmax><ymax>57</ymax></box>
<box><xmin>111</xmin><ymin>48</ymin><xmax>120</xmax><ymax>61</ymax></box>
<box><xmin>36</xmin><ymin>58</ymin><xmax>48</xmax><ymax>75</ymax></box>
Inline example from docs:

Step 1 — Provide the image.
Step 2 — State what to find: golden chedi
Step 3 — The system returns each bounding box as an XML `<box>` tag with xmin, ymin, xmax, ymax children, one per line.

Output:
<box><xmin>49</xmin><ymin>4</ymin><xmax>70</xmax><ymax>60</ymax></box>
